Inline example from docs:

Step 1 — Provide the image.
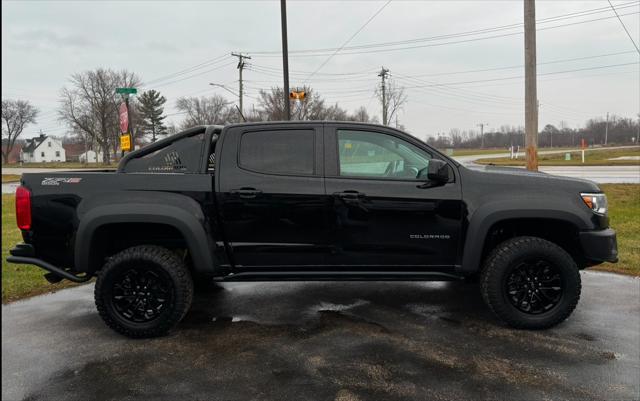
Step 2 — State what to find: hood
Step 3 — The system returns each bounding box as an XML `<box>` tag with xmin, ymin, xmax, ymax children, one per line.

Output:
<box><xmin>460</xmin><ymin>164</ymin><xmax>601</xmax><ymax>194</ymax></box>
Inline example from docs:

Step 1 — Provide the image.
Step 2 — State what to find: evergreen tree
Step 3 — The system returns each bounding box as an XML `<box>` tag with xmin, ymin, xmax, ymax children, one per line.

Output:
<box><xmin>138</xmin><ymin>90</ymin><xmax>167</xmax><ymax>142</ymax></box>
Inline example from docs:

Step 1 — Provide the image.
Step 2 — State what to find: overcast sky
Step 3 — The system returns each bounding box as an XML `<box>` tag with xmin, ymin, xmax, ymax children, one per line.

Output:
<box><xmin>2</xmin><ymin>0</ymin><xmax>639</xmax><ymax>141</ymax></box>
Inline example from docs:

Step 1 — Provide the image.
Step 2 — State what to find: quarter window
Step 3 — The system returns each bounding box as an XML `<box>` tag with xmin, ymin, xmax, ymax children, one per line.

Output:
<box><xmin>337</xmin><ymin>130</ymin><xmax>431</xmax><ymax>180</ymax></box>
<box><xmin>240</xmin><ymin>130</ymin><xmax>314</xmax><ymax>175</ymax></box>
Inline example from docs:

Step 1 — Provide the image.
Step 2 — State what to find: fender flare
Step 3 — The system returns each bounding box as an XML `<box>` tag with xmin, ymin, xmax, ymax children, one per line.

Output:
<box><xmin>460</xmin><ymin>201</ymin><xmax>588</xmax><ymax>273</ymax></box>
<box><xmin>74</xmin><ymin>193</ymin><xmax>215</xmax><ymax>274</ymax></box>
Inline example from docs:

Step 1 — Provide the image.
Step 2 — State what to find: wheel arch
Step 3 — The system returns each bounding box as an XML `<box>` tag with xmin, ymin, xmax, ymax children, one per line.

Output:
<box><xmin>461</xmin><ymin>205</ymin><xmax>588</xmax><ymax>273</ymax></box>
<box><xmin>75</xmin><ymin>192</ymin><xmax>216</xmax><ymax>275</ymax></box>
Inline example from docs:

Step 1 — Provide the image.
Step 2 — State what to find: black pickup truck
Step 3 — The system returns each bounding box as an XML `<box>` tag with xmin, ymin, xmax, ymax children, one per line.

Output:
<box><xmin>8</xmin><ymin>122</ymin><xmax>618</xmax><ymax>337</ymax></box>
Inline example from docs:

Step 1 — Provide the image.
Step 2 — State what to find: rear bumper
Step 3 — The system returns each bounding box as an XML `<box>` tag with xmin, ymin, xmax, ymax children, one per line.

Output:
<box><xmin>7</xmin><ymin>243</ymin><xmax>92</xmax><ymax>283</ymax></box>
<box><xmin>579</xmin><ymin>228</ymin><xmax>618</xmax><ymax>264</ymax></box>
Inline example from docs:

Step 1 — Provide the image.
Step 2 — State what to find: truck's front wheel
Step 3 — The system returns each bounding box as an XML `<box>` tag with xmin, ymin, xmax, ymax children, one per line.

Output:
<box><xmin>94</xmin><ymin>245</ymin><xmax>194</xmax><ymax>338</ymax></box>
<box><xmin>480</xmin><ymin>236</ymin><xmax>581</xmax><ymax>329</ymax></box>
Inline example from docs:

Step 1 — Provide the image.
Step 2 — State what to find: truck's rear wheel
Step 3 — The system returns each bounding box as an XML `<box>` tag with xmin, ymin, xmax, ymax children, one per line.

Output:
<box><xmin>95</xmin><ymin>245</ymin><xmax>193</xmax><ymax>338</ymax></box>
<box><xmin>480</xmin><ymin>236</ymin><xmax>581</xmax><ymax>329</ymax></box>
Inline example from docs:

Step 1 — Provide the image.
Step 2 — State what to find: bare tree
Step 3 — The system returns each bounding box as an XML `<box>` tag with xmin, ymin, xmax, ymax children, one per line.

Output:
<box><xmin>376</xmin><ymin>79</ymin><xmax>407</xmax><ymax>126</ymax></box>
<box><xmin>58</xmin><ymin>68</ymin><xmax>141</xmax><ymax>164</ymax></box>
<box><xmin>176</xmin><ymin>95</ymin><xmax>232</xmax><ymax>128</ymax></box>
<box><xmin>256</xmin><ymin>86</ymin><xmax>328</xmax><ymax>121</ymax></box>
<box><xmin>256</xmin><ymin>86</ymin><xmax>360</xmax><ymax>122</ymax></box>
<box><xmin>1</xmin><ymin>99</ymin><xmax>39</xmax><ymax>164</ymax></box>
<box><xmin>350</xmin><ymin>106</ymin><xmax>373</xmax><ymax>123</ymax></box>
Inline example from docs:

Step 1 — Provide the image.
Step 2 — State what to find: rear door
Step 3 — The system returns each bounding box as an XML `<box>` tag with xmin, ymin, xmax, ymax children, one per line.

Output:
<box><xmin>323</xmin><ymin>124</ymin><xmax>463</xmax><ymax>269</ymax></box>
<box><xmin>216</xmin><ymin>124</ymin><xmax>329</xmax><ymax>269</ymax></box>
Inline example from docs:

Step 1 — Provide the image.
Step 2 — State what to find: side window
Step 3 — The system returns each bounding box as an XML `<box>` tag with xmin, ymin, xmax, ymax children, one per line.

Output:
<box><xmin>337</xmin><ymin>130</ymin><xmax>431</xmax><ymax>180</ymax></box>
<box><xmin>239</xmin><ymin>129</ymin><xmax>314</xmax><ymax>175</ymax></box>
<box><xmin>122</xmin><ymin>133</ymin><xmax>205</xmax><ymax>173</ymax></box>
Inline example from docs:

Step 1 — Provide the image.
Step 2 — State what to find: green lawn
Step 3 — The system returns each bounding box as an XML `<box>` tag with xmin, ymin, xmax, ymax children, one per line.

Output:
<box><xmin>475</xmin><ymin>147</ymin><xmax>640</xmax><ymax>166</ymax></box>
<box><xmin>2</xmin><ymin>185</ymin><xmax>638</xmax><ymax>302</ymax></box>
<box><xmin>592</xmin><ymin>184</ymin><xmax>640</xmax><ymax>276</ymax></box>
<box><xmin>2</xmin><ymin>175</ymin><xmax>21</xmax><ymax>183</ymax></box>
<box><xmin>2</xmin><ymin>195</ymin><xmax>80</xmax><ymax>303</ymax></box>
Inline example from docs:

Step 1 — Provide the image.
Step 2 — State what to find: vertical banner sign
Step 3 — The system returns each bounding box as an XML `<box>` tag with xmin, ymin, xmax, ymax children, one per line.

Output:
<box><xmin>119</xmin><ymin>102</ymin><xmax>131</xmax><ymax>152</ymax></box>
<box><xmin>119</xmin><ymin>103</ymin><xmax>129</xmax><ymax>134</ymax></box>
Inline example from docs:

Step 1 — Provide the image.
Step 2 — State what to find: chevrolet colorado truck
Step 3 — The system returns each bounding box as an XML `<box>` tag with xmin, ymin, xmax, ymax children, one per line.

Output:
<box><xmin>7</xmin><ymin>122</ymin><xmax>618</xmax><ymax>338</ymax></box>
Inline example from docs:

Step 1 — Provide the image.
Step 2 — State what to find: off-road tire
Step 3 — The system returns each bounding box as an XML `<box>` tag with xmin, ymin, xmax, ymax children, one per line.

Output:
<box><xmin>95</xmin><ymin>245</ymin><xmax>194</xmax><ymax>338</ymax></box>
<box><xmin>480</xmin><ymin>236</ymin><xmax>581</xmax><ymax>329</ymax></box>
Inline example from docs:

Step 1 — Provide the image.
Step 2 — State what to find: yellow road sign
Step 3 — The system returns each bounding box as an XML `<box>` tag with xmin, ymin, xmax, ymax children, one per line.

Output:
<box><xmin>120</xmin><ymin>134</ymin><xmax>132</xmax><ymax>151</ymax></box>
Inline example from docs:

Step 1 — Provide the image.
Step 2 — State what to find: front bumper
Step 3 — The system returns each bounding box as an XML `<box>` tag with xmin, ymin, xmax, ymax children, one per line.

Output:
<box><xmin>579</xmin><ymin>228</ymin><xmax>618</xmax><ymax>264</ymax></box>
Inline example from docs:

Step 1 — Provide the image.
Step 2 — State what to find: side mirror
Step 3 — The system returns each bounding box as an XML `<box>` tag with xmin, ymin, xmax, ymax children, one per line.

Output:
<box><xmin>421</xmin><ymin>159</ymin><xmax>450</xmax><ymax>183</ymax></box>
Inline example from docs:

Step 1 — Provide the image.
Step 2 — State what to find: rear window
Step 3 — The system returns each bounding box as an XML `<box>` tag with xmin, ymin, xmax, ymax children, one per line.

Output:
<box><xmin>239</xmin><ymin>130</ymin><xmax>314</xmax><ymax>175</ymax></box>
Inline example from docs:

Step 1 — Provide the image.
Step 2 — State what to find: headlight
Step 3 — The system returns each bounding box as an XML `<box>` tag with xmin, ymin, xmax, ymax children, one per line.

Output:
<box><xmin>580</xmin><ymin>193</ymin><xmax>608</xmax><ymax>215</ymax></box>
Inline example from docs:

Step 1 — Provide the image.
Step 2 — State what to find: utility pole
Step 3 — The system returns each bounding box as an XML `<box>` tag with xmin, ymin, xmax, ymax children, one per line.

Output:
<box><xmin>477</xmin><ymin>123</ymin><xmax>489</xmax><ymax>148</ymax></box>
<box><xmin>378</xmin><ymin>67</ymin><xmax>389</xmax><ymax>125</ymax></box>
<box><xmin>604</xmin><ymin>112</ymin><xmax>609</xmax><ymax>145</ymax></box>
<box><xmin>123</xmin><ymin>94</ymin><xmax>130</xmax><ymax>158</ymax></box>
<box><xmin>231</xmin><ymin>52</ymin><xmax>251</xmax><ymax>119</ymax></box>
<box><xmin>524</xmin><ymin>0</ymin><xmax>539</xmax><ymax>171</ymax></box>
<box><xmin>280</xmin><ymin>0</ymin><xmax>290</xmax><ymax>120</ymax></box>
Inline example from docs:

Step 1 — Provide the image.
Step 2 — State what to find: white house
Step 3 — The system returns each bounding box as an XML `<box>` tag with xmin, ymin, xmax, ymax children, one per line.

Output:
<box><xmin>79</xmin><ymin>150</ymin><xmax>103</xmax><ymax>163</ymax></box>
<box><xmin>21</xmin><ymin>134</ymin><xmax>66</xmax><ymax>163</ymax></box>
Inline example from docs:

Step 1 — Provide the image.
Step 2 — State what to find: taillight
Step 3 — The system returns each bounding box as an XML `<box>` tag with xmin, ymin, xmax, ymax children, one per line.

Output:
<box><xmin>15</xmin><ymin>186</ymin><xmax>31</xmax><ymax>230</ymax></box>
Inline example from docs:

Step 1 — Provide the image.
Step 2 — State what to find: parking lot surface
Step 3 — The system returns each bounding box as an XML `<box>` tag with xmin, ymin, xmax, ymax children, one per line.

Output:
<box><xmin>2</xmin><ymin>271</ymin><xmax>639</xmax><ymax>401</ymax></box>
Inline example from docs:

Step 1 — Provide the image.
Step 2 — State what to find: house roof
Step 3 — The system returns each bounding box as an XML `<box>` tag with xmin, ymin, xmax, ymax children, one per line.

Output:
<box><xmin>22</xmin><ymin>135</ymin><xmax>48</xmax><ymax>154</ymax></box>
<box><xmin>63</xmin><ymin>143</ymin><xmax>86</xmax><ymax>157</ymax></box>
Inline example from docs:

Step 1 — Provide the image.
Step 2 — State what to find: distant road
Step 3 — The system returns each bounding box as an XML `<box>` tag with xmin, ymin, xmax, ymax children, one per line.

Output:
<box><xmin>452</xmin><ymin>145</ymin><xmax>639</xmax><ymax>165</ymax></box>
<box><xmin>452</xmin><ymin>145</ymin><xmax>640</xmax><ymax>184</ymax></box>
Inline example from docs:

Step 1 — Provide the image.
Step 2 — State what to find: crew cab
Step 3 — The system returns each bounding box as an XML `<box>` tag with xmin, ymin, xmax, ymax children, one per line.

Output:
<box><xmin>8</xmin><ymin>122</ymin><xmax>618</xmax><ymax>337</ymax></box>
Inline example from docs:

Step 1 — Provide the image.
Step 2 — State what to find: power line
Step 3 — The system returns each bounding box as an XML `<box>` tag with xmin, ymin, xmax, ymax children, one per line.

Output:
<box><xmin>143</xmin><ymin>53</ymin><xmax>231</xmax><ymax>86</ymax></box>
<box><xmin>144</xmin><ymin>61</ymin><xmax>237</xmax><ymax>89</ymax></box>
<box><xmin>399</xmin><ymin>50</ymin><xmax>637</xmax><ymax>79</ymax></box>
<box><xmin>304</xmin><ymin>0</ymin><xmax>392</xmax><ymax>82</ymax></box>
<box><xmin>607</xmin><ymin>0</ymin><xmax>640</xmax><ymax>54</ymax></box>
<box><xmin>248</xmin><ymin>2</ymin><xmax>639</xmax><ymax>57</ymax></box>
<box><xmin>400</xmin><ymin>62</ymin><xmax>639</xmax><ymax>89</ymax></box>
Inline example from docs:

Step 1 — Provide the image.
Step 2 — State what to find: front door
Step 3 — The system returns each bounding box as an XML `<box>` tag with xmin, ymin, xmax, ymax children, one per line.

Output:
<box><xmin>323</xmin><ymin>126</ymin><xmax>462</xmax><ymax>269</ymax></box>
<box><xmin>216</xmin><ymin>124</ymin><xmax>329</xmax><ymax>269</ymax></box>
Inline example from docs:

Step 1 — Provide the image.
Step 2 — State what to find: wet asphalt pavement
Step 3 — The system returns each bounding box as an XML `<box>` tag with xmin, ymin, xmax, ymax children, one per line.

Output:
<box><xmin>2</xmin><ymin>271</ymin><xmax>639</xmax><ymax>401</ymax></box>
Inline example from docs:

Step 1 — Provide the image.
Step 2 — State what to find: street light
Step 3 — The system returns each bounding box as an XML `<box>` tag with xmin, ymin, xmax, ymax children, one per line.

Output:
<box><xmin>209</xmin><ymin>83</ymin><xmax>239</xmax><ymax>98</ymax></box>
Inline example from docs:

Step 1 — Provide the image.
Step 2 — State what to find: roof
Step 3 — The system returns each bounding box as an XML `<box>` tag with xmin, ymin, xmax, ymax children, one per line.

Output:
<box><xmin>62</xmin><ymin>143</ymin><xmax>86</xmax><ymax>157</ymax></box>
<box><xmin>22</xmin><ymin>135</ymin><xmax>48</xmax><ymax>154</ymax></box>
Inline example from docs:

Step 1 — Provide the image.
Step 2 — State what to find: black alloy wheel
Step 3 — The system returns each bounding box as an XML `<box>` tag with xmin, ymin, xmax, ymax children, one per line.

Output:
<box><xmin>504</xmin><ymin>259</ymin><xmax>563</xmax><ymax>315</ymax></box>
<box><xmin>111</xmin><ymin>266</ymin><xmax>174</xmax><ymax>323</ymax></box>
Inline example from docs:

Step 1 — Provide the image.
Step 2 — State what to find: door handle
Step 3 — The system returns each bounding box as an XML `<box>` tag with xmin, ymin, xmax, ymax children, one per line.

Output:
<box><xmin>333</xmin><ymin>190</ymin><xmax>366</xmax><ymax>200</ymax></box>
<box><xmin>230</xmin><ymin>188</ymin><xmax>262</xmax><ymax>199</ymax></box>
